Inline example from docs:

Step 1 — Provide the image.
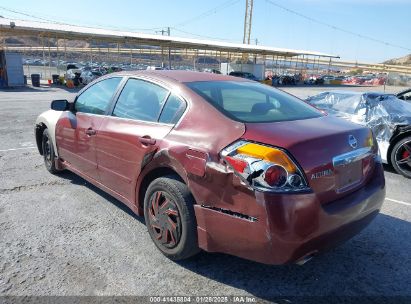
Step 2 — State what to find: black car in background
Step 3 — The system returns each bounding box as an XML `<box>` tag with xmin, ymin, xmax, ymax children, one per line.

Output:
<box><xmin>397</xmin><ymin>88</ymin><xmax>411</xmax><ymax>101</ymax></box>
<box><xmin>277</xmin><ymin>75</ymin><xmax>296</xmax><ymax>85</ymax></box>
<box><xmin>229</xmin><ymin>71</ymin><xmax>258</xmax><ymax>81</ymax></box>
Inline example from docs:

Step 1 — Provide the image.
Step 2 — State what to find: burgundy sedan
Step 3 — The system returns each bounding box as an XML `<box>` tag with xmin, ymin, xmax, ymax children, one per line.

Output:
<box><xmin>35</xmin><ymin>71</ymin><xmax>385</xmax><ymax>265</ymax></box>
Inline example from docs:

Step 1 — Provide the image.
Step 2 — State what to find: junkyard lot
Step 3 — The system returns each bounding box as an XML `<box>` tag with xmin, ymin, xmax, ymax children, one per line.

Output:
<box><xmin>0</xmin><ymin>85</ymin><xmax>410</xmax><ymax>300</ymax></box>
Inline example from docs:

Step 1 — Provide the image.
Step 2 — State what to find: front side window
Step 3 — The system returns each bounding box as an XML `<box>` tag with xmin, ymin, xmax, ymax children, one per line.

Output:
<box><xmin>75</xmin><ymin>77</ymin><xmax>121</xmax><ymax>114</ymax></box>
<box><xmin>186</xmin><ymin>81</ymin><xmax>321</xmax><ymax>123</ymax></box>
<box><xmin>113</xmin><ymin>78</ymin><xmax>168</xmax><ymax>122</ymax></box>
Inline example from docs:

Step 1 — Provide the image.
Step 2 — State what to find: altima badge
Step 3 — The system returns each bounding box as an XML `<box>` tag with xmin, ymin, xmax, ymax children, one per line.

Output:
<box><xmin>348</xmin><ymin>135</ymin><xmax>358</xmax><ymax>149</ymax></box>
<box><xmin>311</xmin><ymin>169</ymin><xmax>333</xmax><ymax>180</ymax></box>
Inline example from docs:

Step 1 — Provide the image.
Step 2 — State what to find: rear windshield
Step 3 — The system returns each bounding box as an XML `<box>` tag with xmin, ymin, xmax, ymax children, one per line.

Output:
<box><xmin>186</xmin><ymin>81</ymin><xmax>321</xmax><ymax>123</ymax></box>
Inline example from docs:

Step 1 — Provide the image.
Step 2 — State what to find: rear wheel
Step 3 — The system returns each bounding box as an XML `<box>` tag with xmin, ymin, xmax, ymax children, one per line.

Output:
<box><xmin>41</xmin><ymin>128</ymin><xmax>60</xmax><ymax>174</ymax></box>
<box><xmin>144</xmin><ymin>176</ymin><xmax>200</xmax><ymax>260</ymax></box>
<box><xmin>391</xmin><ymin>137</ymin><xmax>411</xmax><ymax>178</ymax></box>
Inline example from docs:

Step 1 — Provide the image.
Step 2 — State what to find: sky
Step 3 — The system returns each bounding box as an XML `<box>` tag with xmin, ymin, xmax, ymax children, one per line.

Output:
<box><xmin>0</xmin><ymin>0</ymin><xmax>410</xmax><ymax>63</ymax></box>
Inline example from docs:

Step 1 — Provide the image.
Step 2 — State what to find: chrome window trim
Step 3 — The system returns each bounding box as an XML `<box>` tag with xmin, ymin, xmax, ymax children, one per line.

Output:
<box><xmin>104</xmin><ymin>114</ymin><xmax>174</xmax><ymax>127</ymax></box>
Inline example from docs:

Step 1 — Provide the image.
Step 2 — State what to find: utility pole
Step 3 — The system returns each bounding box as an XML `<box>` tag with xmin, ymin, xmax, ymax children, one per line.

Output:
<box><xmin>167</xmin><ymin>27</ymin><xmax>171</xmax><ymax>70</ymax></box>
<box><xmin>243</xmin><ymin>0</ymin><xmax>253</xmax><ymax>44</ymax></box>
<box><xmin>253</xmin><ymin>38</ymin><xmax>258</xmax><ymax>64</ymax></box>
<box><xmin>242</xmin><ymin>0</ymin><xmax>253</xmax><ymax>63</ymax></box>
<box><xmin>156</xmin><ymin>27</ymin><xmax>171</xmax><ymax>69</ymax></box>
<box><xmin>156</xmin><ymin>27</ymin><xmax>170</xmax><ymax>36</ymax></box>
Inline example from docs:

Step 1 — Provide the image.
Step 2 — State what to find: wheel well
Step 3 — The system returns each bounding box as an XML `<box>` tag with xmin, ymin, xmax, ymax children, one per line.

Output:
<box><xmin>35</xmin><ymin>123</ymin><xmax>47</xmax><ymax>155</ymax></box>
<box><xmin>387</xmin><ymin>131</ymin><xmax>411</xmax><ymax>165</ymax></box>
<box><xmin>138</xmin><ymin>167</ymin><xmax>185</xmax><ymax>212</ymax></box>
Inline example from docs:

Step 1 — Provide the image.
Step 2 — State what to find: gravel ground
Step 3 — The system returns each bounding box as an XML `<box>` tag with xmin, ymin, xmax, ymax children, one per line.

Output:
<box><xmin>0</xmin><ymin>84</ymin><xmax>410</xmax><ymax>302</ymax></box>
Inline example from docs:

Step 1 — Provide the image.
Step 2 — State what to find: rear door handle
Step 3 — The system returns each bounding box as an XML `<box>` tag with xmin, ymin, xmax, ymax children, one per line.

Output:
<box><xmin>85</xmin><ymin>128</ymin><xmax>96</xmax><ymax>136</ymax></box>
<box><xmin>139</xmin><ymin>136</ymin><xmax>156</xmax><ymax>145</ymax></box>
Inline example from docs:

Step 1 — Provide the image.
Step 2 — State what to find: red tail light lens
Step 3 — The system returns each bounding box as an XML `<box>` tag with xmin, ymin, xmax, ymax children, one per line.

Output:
<box><xmin>224</xmin><ymin>156</ymin><xmax>248</xmax><ymax>173</ymax></box>
<box><xmin>221</xmin><ymin>140</ymin><xmax>310</xmax><ymax>193</ymax></box>
<box><xmin>263</xmin><ymin>165</ymin><xmax>288</xmax><ymax>187</ymax></box>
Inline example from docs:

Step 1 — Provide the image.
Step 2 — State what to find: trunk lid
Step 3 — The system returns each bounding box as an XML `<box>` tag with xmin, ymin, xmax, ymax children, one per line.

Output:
<box><xmin>242</xmin><ymin>116</ymin><xmax>377</xmax><ymax>204</ymax></box>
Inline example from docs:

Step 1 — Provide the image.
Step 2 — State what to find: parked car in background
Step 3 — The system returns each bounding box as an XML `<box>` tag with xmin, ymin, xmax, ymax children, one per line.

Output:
<box><xmin>35</xmin><ymin>71</ymin><xmax>385</xmax><ymax>265</ymax></box>
<box><xmin>342</xmin><ymin>76</ymin><xmax>386</xmax><ymax>86</ymax></box>
<box><xmin>304</xmin><ymin>75</ymin><xmax>324</xmax><ymax>85</ymax></box>
<box><xmin>80</xmin><ymin>70</ymin><xmax>103</xmax><ymax>85</ymax></box>
<box><xmin>64</xmin><ymin>63</ymin><xmax>82</xmax><ymax>86</ymax></box>
<box><xmin>202</xmin><ymin>68</ymin><xmax>221</xmax><ymax>74</ymax></box>
<box><xmin>146</xmin><ymin>66</ymin><xmax>165</xmax><ymax>71</ymax></box>
<box><xmin>66</xmin><ymin>63</ymin><xmax>80</xmax><ymax>71</ymax></box>
<box><xmin>397</xmin><ymin>88</ymin><xmax>411</xmax><ymax>102</ymax></box>
<box><xmin>306</xmin><ymin>91</ymin><xmax>411</xmax><ymax>178</ymax></box>
<box><xmin>107</xmin><ymin>66</ymin><xmax>123</xmax><ymax>73</ymax></box>
<box><xmin>277</xmin><ymin>75</ymin><xmax>296</xmax><ymax>85</ymax></box>
<box><xmin>92</xmin><ymin>67</ymin><xmax>108</xmax><ymax>75</ymax></box>
<box><xmin>314</xmin><ymin>76</ymin><xmax>325</xmax><ymax>85</ymax></box>
<box><xmin>322</xmin><ymin>75</ymin><xmax>335</xmax><ymax>82</ymax></box>
<box><xmin>64</xmin><ymin>69</ymin><xmax>82</xmax><ymax>86</ymax></box>
<box><xmin>229</xmin><ymin>71</ymin><xmax>258</xmax><ymax>81</ymax></box>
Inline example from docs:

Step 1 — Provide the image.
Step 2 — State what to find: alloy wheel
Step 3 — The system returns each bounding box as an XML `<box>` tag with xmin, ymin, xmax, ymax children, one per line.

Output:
<box><xmin>395</xmin><ymin>140</ymin><xmax>411</xmax><ymax>174</ymax></box>
<box><xmin>43</xmin><ymin>135</ymin><xmax>52</xmax><ymax>169</ymax></box>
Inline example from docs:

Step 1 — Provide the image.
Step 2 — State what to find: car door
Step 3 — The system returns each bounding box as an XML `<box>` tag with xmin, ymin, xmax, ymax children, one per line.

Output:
<box><xmin>55</xmin><ymin>77</ymin><xmax>122</xmax><ymax>180</ymax></box>
<box><xmin>96</xmin><ymin>78</ymin><xmax>187</xmax><ymax>201</ymax></box>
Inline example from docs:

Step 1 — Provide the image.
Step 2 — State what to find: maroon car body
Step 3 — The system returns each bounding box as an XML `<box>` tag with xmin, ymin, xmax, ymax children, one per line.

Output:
<box><xmin>35</xmin><ymin>71</ymin><xmax>385</xmax><ymax>265</ymax></box>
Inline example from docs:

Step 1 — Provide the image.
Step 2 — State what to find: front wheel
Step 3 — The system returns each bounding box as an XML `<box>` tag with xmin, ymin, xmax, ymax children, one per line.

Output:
<box><xmin>144</xmin><ymin>176</ymin><xmax>200</xmax><ymax>261</ymax></box>
<box><xmin>391</xmin><ymin>137</ymin><xmax>411</xmax><ymax>178</ymax></box>
<box><xmin>42</xmin><ymin>128</ymin><xmax>60</xmax><ymax>174</ymax></box>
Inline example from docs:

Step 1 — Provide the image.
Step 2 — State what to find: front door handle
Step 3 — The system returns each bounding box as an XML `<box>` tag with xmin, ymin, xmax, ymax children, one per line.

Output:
<box><xmin>85</xmin><ymin>128</ymin><xmax>96</xmax><ymax>136</ymax></box>
<box><xmin>139</xmin><ymin>136</ymin><xmax>156</xmax><ymax>145</ymax></box>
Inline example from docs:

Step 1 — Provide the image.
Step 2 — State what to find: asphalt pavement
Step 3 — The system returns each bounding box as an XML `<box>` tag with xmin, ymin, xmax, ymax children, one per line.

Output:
<box><xmin>0</xmin><ymin>84</ymin><xmax>410</xmax><ymax>302</ymax></box>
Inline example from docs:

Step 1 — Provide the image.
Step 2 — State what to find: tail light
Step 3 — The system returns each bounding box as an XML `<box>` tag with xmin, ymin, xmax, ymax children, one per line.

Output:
<box><xmin>367</xmin><ymin>131</ymin><xmax>382</xmax><ymax>163</ymax></box>
<box><xmin>221</xmin><ymin>141</ymin><xmax>310</xmax><ymax>193</ymax></box>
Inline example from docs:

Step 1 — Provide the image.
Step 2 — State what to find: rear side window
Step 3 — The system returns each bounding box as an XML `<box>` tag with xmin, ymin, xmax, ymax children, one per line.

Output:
<box><xmin>75</xmin><ymin>77</ymin><xmax>121</xmax><ymax>114</ymax></box>
<box><xmin>159</xmin><ymin>94</ymin><xmax>186</xmax><ymax>124</ymax></box>
<box><xmin>186</xmin><ymin>81</ymin><xmax>321</xmax><ymax>123</ymax></box>
<box><xmin>113</xmin><ymin>78</ymin><xmax>168</xmax><ymax>122</ymax></box>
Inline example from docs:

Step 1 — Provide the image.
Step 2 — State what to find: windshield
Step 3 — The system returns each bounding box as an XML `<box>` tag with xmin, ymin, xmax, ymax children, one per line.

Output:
<box><xmin>186</xmin><ymin>81</ymin><xmax>321</xmax><ymax>123</ymax></box>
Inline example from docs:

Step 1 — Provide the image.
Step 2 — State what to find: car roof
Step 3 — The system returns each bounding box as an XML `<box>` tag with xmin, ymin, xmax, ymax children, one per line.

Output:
<box><xmin>397</xmin><ymin>88</ymin><xmax>411</xmax><ymax>95</ymax></box>
<box><xmin>320</xmin><ymin>90</ymin><xmax>390</xmax><ymax>96</ymax></box>
<box><xmin>112</xmin><ymin>70</ymin><xmax>250</xmax><ymax>83</ymax></box>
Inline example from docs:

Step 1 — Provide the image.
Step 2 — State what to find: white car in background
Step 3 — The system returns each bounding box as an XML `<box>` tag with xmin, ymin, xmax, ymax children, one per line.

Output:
<box><xmin>146</xmin><ymin>66</ymin><xmax>165</xmax><ymax>70</ymax></box>
<box><xmin>80</xmin><ymin>70</ymin><xmax>103</xmax><ymax>85</ymax></box>
<box><xmin>306</xmin><ymin>91</ymin><xmax>411</xmax><ymax>178</ymax></box>
<box><xmin>64</xmin><ymin>64</ymin><xmax>82</xmax><ymax>84</ymax></box>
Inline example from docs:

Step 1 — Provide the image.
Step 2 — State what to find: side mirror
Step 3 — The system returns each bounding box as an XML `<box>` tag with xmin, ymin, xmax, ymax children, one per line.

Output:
<box><xmin>51</xmin><ymin>99</ymin><xmax>69</xmax><ymax>111</ymax></box>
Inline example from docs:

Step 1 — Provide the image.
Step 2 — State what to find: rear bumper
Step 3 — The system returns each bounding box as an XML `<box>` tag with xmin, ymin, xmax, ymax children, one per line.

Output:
<box><xmin>194</xmin><ymin>164</ymin><xmax>385</xmax><ymax>265</ymax></box>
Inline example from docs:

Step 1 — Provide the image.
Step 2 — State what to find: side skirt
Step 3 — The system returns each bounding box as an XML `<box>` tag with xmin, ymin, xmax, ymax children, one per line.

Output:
<box><xmin>57</xmin><ymin>159</ymin><xmax>143</xmax><ymax>216</ymax></box>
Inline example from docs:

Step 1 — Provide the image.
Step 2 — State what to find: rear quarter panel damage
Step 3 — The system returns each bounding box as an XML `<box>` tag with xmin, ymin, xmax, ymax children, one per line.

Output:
<box><xmin>135</xmin><ymin>82</ymin><xmax>248</xmax><ymax>215</ymax></box>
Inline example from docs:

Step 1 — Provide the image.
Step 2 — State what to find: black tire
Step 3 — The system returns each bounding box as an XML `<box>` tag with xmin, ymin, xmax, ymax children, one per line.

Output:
<box><xmin>41</xmin><ymin>128</ymin><xmax>60</xmax><ymax>174</ymax></box>
<box><xmin>144</xmin><ymin>175</ymin><xmax>200</xmax><ymax>260</ymax></box>
<box><xmin>390</xmin><ymin>137</ymin><xmax>411</xmax><ymax>178</ymax></box>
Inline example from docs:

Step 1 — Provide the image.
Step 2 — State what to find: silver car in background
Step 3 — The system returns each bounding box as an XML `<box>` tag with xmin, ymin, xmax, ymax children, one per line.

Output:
<box><xmin>306</xmin><ymin>91</ymin><xmax>411</xmax><ymax>178</ymax></box>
